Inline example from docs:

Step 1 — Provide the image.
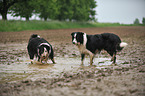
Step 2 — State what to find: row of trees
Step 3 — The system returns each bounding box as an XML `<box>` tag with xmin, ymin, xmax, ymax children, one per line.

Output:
<box><xmin>0</xmin><ymin>0</ymin><xmax>97</xmax><ymax>21</ymax></box>
<box><xmin>134</xmin><ymin>18</ymin><xmax>145</xmax><ymax>24</ymax></box>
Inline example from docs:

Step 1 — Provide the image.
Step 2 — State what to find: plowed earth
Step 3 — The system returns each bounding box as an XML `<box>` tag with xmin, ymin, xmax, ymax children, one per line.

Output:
<box><xmin>0</xmin><ymin>26</ymin><xmax>145</xmax><ymax>96</ymax></box>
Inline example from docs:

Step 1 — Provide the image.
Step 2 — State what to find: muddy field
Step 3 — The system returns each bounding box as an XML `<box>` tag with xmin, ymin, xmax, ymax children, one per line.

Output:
<box><xmin>0</xmin><ymin>26</ymin><xmax>145</xmax><ymax>96</ymax></box>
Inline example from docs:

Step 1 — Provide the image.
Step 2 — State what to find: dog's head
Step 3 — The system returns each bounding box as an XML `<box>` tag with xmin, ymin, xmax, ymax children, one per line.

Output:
<box><xmin>38</xmin><ymin>45</ymin><xmax>50</xmax><ymax>61</ymax></box>
<box><xmin>71</xmin><ymin>32</ymin><xmax>87</xmax><ymax>45</ymax></box>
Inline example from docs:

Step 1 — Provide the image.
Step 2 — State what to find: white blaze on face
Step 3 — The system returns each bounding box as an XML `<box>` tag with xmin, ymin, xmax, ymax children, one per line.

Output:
<box><xmin>72</xmin><ymin>33</ymin><xmax>78</xmax><ymax>44</ymax></box>
<box><xmin>41</xmin><ymin>47</ymin><xmax>48</xmax><ymax>58</ymax></box>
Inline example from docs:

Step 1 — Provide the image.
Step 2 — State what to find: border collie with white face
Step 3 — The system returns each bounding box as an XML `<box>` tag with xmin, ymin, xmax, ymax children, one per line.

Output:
<box><xmin>71</xmin><ymin>32</ymin><xmax>127</xmax><ymax>65</ymax></box>
<box><xmin>27</xmin><ymin>34</ymin><xmax>55</xmax><ymax>64</ymax></box>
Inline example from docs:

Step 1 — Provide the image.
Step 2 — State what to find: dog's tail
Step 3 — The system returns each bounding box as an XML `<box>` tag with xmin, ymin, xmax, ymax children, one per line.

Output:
<box><xmin>31</xmin><ymin>34</ymin><xmax>40</xmax><ymax>38</ymax></box>
<box><xmin>117</xmin><ymin>42</ymin><xmax>128</xmax><ymax>51</ymax></box>
<box><xmin>120</xmin><ymin>42</ymin><xmax>128</xmax><ymax>48</ymax></box>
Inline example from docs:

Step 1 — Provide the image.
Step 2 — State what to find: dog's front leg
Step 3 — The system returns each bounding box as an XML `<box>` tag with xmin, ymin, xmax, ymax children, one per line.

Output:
<box><xmin>30</xmin><ymin>59</ymin><xmax>34</xmax><ymax>64</ymax></box>
<box><xmin>83</xmin><ymin>49</ymin><xmax>94</xmax><ymax>65</ymax></box>
<box><xmin>38</xmin><ymin>57</ymin><xmax>44</xmax><ymax>63</ymax></box>
<box><xmin>51</xmin><ymin>58</ymin><xmax>56</xmax><ymax>64</ymax></box>
<box><xmin>81</xmin><ymin>54</ymin><xmax>85</xmax><ymax>65</ymax></box>
<box><xmin>90</xmin><ymin>54</ymin><xmax>94</xmax><ymax>65</ymax></box>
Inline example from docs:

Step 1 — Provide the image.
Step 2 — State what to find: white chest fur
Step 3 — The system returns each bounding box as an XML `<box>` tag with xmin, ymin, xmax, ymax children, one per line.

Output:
<box><xmin>77</xmin><ymin>33</ymin><xmax>93</xmax><ymax>55</ymax></box>
<box><xmin>77</xmin><ymin>44</ymin><xmax>93</xmax><ymax>56</ymax></box>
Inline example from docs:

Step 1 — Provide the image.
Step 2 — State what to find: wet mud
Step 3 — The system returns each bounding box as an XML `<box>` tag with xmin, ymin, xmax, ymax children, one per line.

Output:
<box><xmin>0</xmin><ymin>26</ymin><xmax>145</xmax><ymax>96</ymax></box>
<box><xmin>0</xmin><ymin>43</ymin><xmax>124</xmax><ymax>83</ymax></box>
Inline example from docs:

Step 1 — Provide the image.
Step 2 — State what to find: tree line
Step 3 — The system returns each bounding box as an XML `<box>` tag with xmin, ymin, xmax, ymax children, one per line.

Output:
<box><xmin>134</xmin><ymin>18</ymin><xmax>145</xmax><ymax>24</ymax></box>
<box><xmin>0</xmin><ymin>0</ymin><xmax>97</xmax><ymax>21</ymax></box>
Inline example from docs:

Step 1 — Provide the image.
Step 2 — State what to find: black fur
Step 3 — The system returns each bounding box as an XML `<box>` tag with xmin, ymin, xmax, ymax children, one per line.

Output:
<box><xmin>27</xmin><ymin>34</ymin><xmax>55</xmax><ymax>63</ymax></box>
<box><xmin>86</xmin><ymin>33</ymin><xmax>122</xmax><ymax>55</ymax></box>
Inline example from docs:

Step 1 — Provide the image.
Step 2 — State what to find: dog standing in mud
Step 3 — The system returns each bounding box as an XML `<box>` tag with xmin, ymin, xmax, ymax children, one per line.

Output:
<box><xmin>71</xmin><ymin>32</ymin><xmax>127</xmax><ymax>65</ymax></box>
<box><xmin>27</xmin><ymin>34</ymin><xmax>55</xmax><ymax>64</ymax></box>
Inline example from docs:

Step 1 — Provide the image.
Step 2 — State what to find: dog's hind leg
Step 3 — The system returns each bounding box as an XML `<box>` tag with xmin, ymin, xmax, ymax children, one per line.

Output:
<box><xmin>113</xmin><ymin>53</ymin><xmax>116</xmax><ymax>63</ymax></box>
<box><xmin>95</xmin><ymin>50</ymin><xmax>101</xmax><ymax>64</ymax></box>
<box><xmin>111</xmin><ymin>53</ymin><xmax>116</xmax><ymax>64</ymax></box>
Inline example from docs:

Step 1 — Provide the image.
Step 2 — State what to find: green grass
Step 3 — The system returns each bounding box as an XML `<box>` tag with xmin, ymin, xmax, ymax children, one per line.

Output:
<box><xmin>0</xmin><ymin>20</ymin><xmax>144</xmax><ymax>32</ymax></box>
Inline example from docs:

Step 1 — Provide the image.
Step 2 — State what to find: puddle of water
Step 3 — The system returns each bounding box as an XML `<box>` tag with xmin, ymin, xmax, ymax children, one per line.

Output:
<box><xmin>0</xmin><ymin>56</ymin><xmax>124</xmax><ymax>83</ymax></box>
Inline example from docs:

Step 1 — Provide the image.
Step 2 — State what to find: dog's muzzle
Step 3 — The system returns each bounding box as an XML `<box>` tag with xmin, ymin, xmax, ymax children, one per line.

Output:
<box><xmin>72</xmin><ymin>42</ymin><xmax>80</xmax><ymax>45</ymax></box>
<box><xmin>42</xmin><ymin>56</ymin><xmax>46</xmax><ymax>59</ymax></box>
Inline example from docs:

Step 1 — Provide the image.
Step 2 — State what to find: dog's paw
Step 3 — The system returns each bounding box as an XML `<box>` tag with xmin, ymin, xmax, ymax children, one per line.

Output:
<box><xmin>31</xmin><ymin>60</ymin><xmax>33</xmax><ymax>64</ymax></box>
<box><xmin>41</xmin><ymin>61</ymin><xmax>45</xmax><ymax>64</ymax></box>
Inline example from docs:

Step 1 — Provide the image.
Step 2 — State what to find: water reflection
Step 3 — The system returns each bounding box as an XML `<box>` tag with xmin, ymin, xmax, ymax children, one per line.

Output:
<box><xmin>0</xmin><ymin>57</ymin><xmax>124</xmax><ymax>83</ymax></box>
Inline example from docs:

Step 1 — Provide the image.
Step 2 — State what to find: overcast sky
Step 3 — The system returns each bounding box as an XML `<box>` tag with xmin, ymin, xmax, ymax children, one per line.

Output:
<box><xmin>0</xmin><ymin>0</ymin><xmax>145</xmax><ymax>24</ymax></box>
<box><xmin>96</xmin><ymin>0</ymin><xmax>145</xmax><ymax>24</ymax></box>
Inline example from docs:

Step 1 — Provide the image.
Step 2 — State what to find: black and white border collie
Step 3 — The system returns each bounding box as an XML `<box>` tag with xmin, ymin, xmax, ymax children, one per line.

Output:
<box><xmin>27</xmin><ymin>34</ymin><xmax>55</xmax><ymax>64</ymax></box>
<box><xmin>71</xmin><ymin>32</ymin><xmax>128</xmax><ymax>65</ymax></box>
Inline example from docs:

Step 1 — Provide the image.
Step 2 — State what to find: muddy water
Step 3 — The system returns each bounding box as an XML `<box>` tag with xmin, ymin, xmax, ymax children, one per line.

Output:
<box><xmin>0</xmin><ymin>43</ymin><xmax>125</xmax><ymax>83</ymax></box>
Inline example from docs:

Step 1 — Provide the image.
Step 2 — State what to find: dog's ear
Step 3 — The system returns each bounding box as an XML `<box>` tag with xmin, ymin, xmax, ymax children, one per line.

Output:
<box><xmin>44</xmin><ymin>45</ymin><xmax>50</xmax><ymax>52</ymax></box>
<box><xmin>71</xmin><ymin>32</ymin><xmax>75</xmax><ymax>36</ymax></box>
<box><xmin>80</xmin><ymin>32</ymin><xmax>84</xmax><ymax>35</ymax></box>
<box><xmin>37</xmin><ymin>46</ymin><xmax>43</xmax><ymax>56</ymax></box>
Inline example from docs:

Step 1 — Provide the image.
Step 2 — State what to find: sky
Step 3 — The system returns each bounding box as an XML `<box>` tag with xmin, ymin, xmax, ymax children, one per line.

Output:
<box><xmin>95</xmin><ymin>0</ymin><xmax>145</xmax><ymax>24</ymax></box>
<box><xmin>0</xmin><ymin>0</ymin><xmax>145</xmax><ymax>24</ymax></box>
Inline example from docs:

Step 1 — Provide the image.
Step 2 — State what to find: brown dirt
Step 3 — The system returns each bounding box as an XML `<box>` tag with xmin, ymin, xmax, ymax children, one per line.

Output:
<box><xmin>0</xmin><ymin>26</ymin><xmax>145</xmax><ymax>96</ymax></box>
